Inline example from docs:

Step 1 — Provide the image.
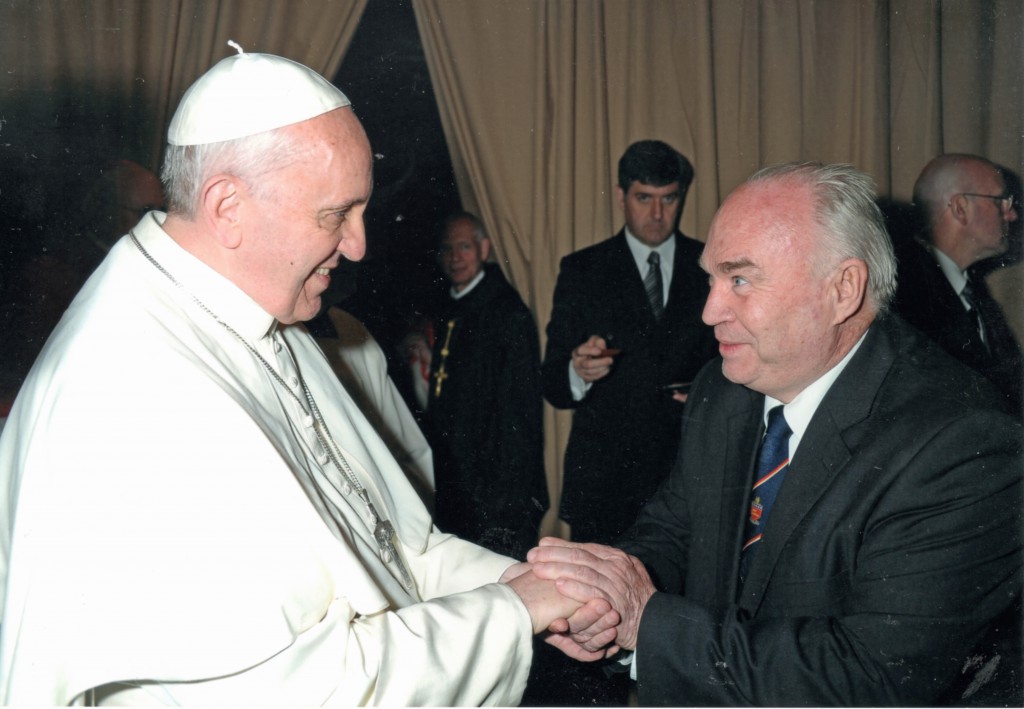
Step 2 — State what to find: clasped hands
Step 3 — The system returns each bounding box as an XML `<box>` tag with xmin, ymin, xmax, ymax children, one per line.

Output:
<box><xmin>502</xmin><ymin>538</ymin><xmax>655</xmax><ymax>661</ymax></box>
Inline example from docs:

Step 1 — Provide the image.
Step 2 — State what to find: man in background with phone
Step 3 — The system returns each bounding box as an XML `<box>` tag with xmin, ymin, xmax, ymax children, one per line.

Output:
<box><xmin>542</xmin><ymin>140</ymin><xmax>716</xmax><ymax>547</ymax></box>
<box><xmin>532</xmin><ymin>139</ymin><xmax>715</xmax><ymax>707</ymax></box>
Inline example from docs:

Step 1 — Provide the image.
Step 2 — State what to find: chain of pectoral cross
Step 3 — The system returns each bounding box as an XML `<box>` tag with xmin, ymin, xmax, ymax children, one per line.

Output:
<box><xmin>130</xmin><ymin>230</ymin><xmax>413</xmax><ymax>590</ymax></box>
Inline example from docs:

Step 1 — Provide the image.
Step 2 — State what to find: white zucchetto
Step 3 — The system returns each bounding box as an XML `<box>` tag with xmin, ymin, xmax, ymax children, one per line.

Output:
<box><xmin>167</xmin><ymin>43</ymin><xmax>351</xmax><ymax>146</ymax></box>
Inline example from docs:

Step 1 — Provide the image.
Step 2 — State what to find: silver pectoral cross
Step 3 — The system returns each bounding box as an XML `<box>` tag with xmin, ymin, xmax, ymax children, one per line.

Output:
<box><xmin>362</xmin><ymin>493</ymin><xmax>413</xmax><ymax>589</ymax></box>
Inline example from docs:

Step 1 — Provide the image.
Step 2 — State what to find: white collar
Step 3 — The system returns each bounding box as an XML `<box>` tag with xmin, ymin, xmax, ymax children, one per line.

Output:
<box><xmin>624</xmin><ymin>227</ymin><xmax>675</xmax><ymax>274</ymax></box>
<box><xmin>929</xmin><ymin>245</ymin><xmax>971</xmax><ymax>304</ymax></box>
<box><xmin>450</xmin><ymin>268</ymin><xmax>486</xmax><ymax>299</ymax></box>
<box><xmin>763</xmin><ymin>330</ymin><xmax>868</xmax><ymax>459</ymax></box>
<box><xmin>132</xmin><ymin>211</ymin><xmax>278</xmax><ymax>342</ymax></box>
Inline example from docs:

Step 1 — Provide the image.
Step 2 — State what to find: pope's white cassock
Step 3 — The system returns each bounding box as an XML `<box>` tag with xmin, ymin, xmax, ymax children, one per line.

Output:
<box><xmin>0</xmin><ymin>212</ymin><xmax>532</xmax><ymax>706</ymax></box>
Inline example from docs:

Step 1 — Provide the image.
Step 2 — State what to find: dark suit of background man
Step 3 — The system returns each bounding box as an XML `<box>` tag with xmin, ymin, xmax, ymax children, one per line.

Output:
<box><xmin>532</xmin><ymin>163</ymin><xmax>1023</xmax><ymax>706</ymax></box>
<box><xmin>542</xmin><ymin>140</ymin><xmax>716</xmax><ymax>545</ymax></box>
<box><xmin>427</xmin><ymin>212</ymin><xmax>548</xmax><ymax>560</ymax></box>
<box><xmin>891</xmin><ymin>153</ymin><xmax>1022</xmax><ymax>417</ymax></box>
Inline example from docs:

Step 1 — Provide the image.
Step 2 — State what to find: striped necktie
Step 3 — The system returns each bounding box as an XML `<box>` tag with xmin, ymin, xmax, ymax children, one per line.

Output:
<box><xmin>961</xmin><ymin>277</ymin><xmax>989</xmax><ymax>352</ymax></box>
<box><xmin>644</xmin><ymin>251</ymin><xmax>664</xmax><ymax>320</ymax></box>
<box><xmin>739</xmin><ymin>406</ymin><xmax>792</xmax><ymax>582</ymax></box>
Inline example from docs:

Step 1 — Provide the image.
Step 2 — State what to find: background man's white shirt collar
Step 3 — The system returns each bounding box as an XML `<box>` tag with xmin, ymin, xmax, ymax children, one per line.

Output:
<box><xmin>451</xmin><ymin>269</ymin><xmax>486</xmax><ymax>299</ymax></box>
<box><xmin>624</xmin><ymin>227</ymin><xmax>674</xmax><ymax>300</ymax></box>
<box><xmin>929</xmin><ymin>244</ymin><xmax>972</xmax><ymax>311</ymax></box>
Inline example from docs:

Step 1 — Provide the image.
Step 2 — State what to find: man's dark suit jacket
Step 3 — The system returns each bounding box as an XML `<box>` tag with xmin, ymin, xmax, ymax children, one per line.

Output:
<box><xmin>619</xmin><ymin>314</ymin><xmax>1023</xmax><ymax>706</ymax></box>
<box><xmin>542</xmin><ymin>230</ymin><xmax>716</xmax><ymax>543</ymax></box>
<box><xmin>892</xmin><ymin>237</ymin><xmax>1023</xmax><ymax>417</ymax></box>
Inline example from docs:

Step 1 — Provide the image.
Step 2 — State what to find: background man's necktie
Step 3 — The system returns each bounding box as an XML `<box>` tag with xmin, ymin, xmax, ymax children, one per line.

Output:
<box><xmin>961</xmin><ymin>277</ymin><xmax>989</xmax><ymax>352</ymax></box>
<box><xmin>644</xmin><ymin>251</ymin><xmax>664</xmax><ymax>320</ymax></box>
<box><xmin>739</xmin><ymin>406</ymin><xmax>792</xmax><ymax>582</ymax></box>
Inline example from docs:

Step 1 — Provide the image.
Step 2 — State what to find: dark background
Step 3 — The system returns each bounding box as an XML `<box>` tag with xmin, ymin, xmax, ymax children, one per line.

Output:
<box><xmin>330</xmin><ymin>0</ymin><xmax>460</xmax><ymax>357</ymax></box>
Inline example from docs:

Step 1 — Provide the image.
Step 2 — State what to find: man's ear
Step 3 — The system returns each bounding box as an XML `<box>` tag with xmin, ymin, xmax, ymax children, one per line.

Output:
<box><xmin>615</xmin><ymin>185</ymin><xmax>626</xmax><ymax>211</ymax></box>
<box><xmin>200</xmin><ymin>176</ymin><xmax>244</xmax><ymax>249</ymax></box>
<box><xmin>947</xmin><ymin>193</ymin><xmax>970</xmax><ymax>226</ymax></box>
<box><xmin>479</xmin><ymin>237</ymin><xmax>492</xmax><ymax>262</ymax></box>
<box><xmin>831</xmin><ymin>258</ymin><xmax>868</xmax><ymax>324</ymax></box>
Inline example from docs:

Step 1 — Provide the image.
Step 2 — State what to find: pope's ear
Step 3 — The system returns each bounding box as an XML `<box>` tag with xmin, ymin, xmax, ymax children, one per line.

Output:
<box><xmin>200</xmin><ymin>175</ymin><xmax>244</xmax><ymax>249</ymax></box>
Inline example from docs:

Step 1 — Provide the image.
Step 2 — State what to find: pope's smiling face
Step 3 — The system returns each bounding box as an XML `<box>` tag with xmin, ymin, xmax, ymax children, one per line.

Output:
<box><xmin>241</xmin><ymin>108</ymin><xmax>373</xmax><ymax>324</ymax></box>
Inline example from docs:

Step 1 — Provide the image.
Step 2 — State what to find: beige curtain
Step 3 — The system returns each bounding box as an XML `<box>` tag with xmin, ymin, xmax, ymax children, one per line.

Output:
<box><xmin>0</xmin><ymin>0</ymin><xmax>367</xmax><ymax>173</ymax></box>
<box><xmin>413</xmin><ymin>0</ymin><xmax>1023</xmax><ymax>536</ymax></box>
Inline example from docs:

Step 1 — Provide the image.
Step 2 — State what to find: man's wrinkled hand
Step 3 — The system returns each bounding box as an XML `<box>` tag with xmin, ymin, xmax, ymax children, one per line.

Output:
<box><xmin>528</xmin><ymin>537</ymin><xmax>655</xmax><ymax>651</ymax></box>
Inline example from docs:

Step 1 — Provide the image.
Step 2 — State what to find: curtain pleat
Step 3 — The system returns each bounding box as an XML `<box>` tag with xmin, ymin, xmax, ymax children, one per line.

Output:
<box><xmin>0</xmin><ymin>0</ymin><xmax>367</xmax><ymax>174</ymax></box>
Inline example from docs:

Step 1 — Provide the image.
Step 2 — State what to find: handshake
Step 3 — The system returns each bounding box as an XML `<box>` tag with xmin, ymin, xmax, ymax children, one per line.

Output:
<box><xmin>501</xmin><ymin>537</ymin><xmax>657</xmax><ymax>661</ymax></box>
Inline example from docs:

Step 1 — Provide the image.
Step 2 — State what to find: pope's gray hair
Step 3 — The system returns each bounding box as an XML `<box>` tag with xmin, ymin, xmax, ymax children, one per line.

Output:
<box><xmin>749</xmin><ymin>162</ymin><xmax>897</xmax><ymax>313</ymax></box>
<box><xmin>161</xmin><ymin>128</ymin><xmax>300</xmax><ymax>219</ymax></box>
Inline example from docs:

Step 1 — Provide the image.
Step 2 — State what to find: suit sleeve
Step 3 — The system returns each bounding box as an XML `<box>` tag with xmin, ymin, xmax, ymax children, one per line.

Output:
<box><xmin>626</xmin><ymin>407</ymin><xmax>1023</xmax><ymax>706</ymax></box>
<box><xmin>542</xmin><ymin>255</ymin><xmax>584</xmax><ymax>409</ymax></box>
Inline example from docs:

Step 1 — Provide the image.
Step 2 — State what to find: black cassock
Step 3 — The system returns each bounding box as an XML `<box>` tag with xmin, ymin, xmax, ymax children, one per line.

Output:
<box><xmin>427</xmin><ymin>263</ymin><xmax>548</xmax><ymax>559</ymax></box>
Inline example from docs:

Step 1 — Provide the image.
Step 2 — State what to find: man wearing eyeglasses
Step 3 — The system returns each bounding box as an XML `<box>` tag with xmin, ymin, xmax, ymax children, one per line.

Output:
<box><xmin>892</xmin><ymin>153</ymin><xmax>1022</xmax><ymax>417</ymax></box>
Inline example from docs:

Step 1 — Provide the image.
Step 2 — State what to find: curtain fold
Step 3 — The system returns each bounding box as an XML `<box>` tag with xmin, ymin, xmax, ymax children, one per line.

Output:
<box><xmin>413</xmin><ymin>0</ymin><xmax>1022</xmax><ymax>534</ymax></box>
<box><xmin>0</xmin><ymin>0</ymin><xmax>367</xmax><ymax>175</ymax></box>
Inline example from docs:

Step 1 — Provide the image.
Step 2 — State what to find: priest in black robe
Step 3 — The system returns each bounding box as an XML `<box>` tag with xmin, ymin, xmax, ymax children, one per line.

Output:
<box><xmin>427</xmin><ymin>212</ymin><xmax>548</xmax><ymax>559</ymax></box>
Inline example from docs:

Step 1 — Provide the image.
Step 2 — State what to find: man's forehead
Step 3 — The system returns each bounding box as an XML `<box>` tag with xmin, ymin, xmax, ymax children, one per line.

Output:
<box><xmin>704</xmin><ymin>183</ymin><xmax>808</xmax><ymax>264</ymax></box>
<box><xmin>700</xmin><ymin>229</ymin><xmax>761</xmax><ymax>273</ymax></box>
<box><xmin>971</xmin><ymin>162</ymin><xmax>1005</xmax><ymax>191</ymax></box>
<box><xmin>627</xmin><ymin>181</ymin><xmax>680</xmax><ymax>195</ymax></box>
<box><xmin>701</xmin><ymin>250</ymin><xmax>760</xmax><ymax>273</ymax></box>
<box><xmin>442</xmin><ymin>225</ymin><xmax>479</xmax><ymax>246</ymax></box>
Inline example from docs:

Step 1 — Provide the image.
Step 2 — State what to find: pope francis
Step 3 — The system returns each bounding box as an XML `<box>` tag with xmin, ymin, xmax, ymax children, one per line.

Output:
<box><xmin>0</xmin><ymin>46</ymin><xmax>613</xmax><ymax>706</ymax></box>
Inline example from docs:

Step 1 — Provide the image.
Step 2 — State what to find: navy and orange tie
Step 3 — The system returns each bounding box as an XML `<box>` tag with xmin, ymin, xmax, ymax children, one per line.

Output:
<box><xmin>739</xmin><ymin>406</ymin><xmax>792</xmax><ymax>582</ymax></box>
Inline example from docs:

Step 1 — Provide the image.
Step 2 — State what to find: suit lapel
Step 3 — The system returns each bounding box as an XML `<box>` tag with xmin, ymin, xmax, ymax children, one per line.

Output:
<box><xmin>606</xmin><ymin>232</ymin><xmax>654</xmax><ymax>317</ymax></box>
<box><xmin>609</xmin><ymin>230</ymin><xmax>704</xmax><ymax>324</ymax></box>
<box><xmin>716</xmin><ymin>388</ymin><xmax>764</xmax><ymax>602</ymax></box>
<box><xmin>664</xmin><ymin>232</ymin><xmax>701</xmax><ymax>314</ymax></box>
<box><xmin>738</xmin><ymin>320</ymin><xmax>897</xmax><ymax>611</ymax></box>
<box><xmin>921</xmin><ymin>253</ymin><xmax>990</xmax><ymax>364</ymax></box>
<box><xmin>970</xmin><ymin>274</ymin><xmax>1021</xmax><ymax>363</ymax></box>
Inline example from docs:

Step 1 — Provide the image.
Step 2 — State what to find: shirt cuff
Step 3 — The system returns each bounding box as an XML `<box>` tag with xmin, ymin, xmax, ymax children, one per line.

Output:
<box><xmin>569</xmin><ymin>361</ymin><xmax>592</xmax><ymax>401</ymax></box>
<box><xmin>612</xmin><ymin>649</ymin><xmax>637</xmax><ymax>680</ymax></box>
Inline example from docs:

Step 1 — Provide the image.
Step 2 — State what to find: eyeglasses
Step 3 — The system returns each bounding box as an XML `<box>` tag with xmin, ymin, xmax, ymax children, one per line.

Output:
<box><xmin>958</xmin><ymin>192</ymin><xmax>1015</xmax><ymax>212</ymax></box>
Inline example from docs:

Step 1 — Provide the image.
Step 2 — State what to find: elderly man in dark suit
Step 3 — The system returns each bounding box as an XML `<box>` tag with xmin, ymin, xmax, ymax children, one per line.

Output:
<box><xmin>542</xmin><ymin>140</ymin><xmax>716</xmax><ymax>546</ymax></box>
<box><xmin>531</xmin><ymin>162</ymin><xmax>1023</xmax><ymax>706</ymax></box>
<box><xmin>892</xmin><ymin>153</ymin><xmax>1022</xmax><ymax>417</ymax></box>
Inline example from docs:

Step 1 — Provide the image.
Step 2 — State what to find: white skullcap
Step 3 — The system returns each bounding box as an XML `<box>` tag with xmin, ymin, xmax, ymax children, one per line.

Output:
<box><xmin>167</xmin><ymin>42</ymin><xmax>351</xmax><ymax>146</ymax></box>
